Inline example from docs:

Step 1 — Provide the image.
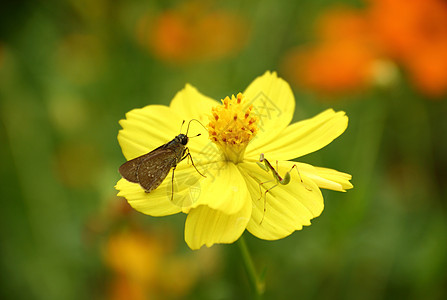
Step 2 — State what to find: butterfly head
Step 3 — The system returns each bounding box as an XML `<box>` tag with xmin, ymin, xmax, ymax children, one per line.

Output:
<box><xmin>177</xmin><ymin>134</ymin><xmax>189</xmax><ymax>145</ymax></box>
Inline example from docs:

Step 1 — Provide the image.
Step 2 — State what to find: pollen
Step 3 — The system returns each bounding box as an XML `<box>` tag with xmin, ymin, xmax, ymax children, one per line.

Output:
<box><xmin>207</xmin><ymin>93</ymin><xmax>258</xmax><ymax>163</ymax></box>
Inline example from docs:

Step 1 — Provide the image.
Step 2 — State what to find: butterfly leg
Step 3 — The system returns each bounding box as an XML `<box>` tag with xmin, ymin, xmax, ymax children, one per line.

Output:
<box><xmin>170</xmin><ymin>166</ymin><xmax>176</xmax><ymax>202</ymax></box>
<box><xmin>182</xmin><ymin>148</ymin><xmax>206</xmax><ymax>178</ymax></box>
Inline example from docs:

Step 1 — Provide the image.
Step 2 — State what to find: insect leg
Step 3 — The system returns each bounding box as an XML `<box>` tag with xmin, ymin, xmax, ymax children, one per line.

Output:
<box><xmin>260</xmin><ymin>183</ymin><xmax>278</xmax><ymax>225</ymax></box>
<box><xmin>170</xmin><ymin>166</ymin><xmax>176</xmax><ymax>202</ymax></box>
<box><xmin>256</xmin><ymin>161</ymin><xmax>270</xmax><ymax>172</ymax></box>
<box><xmin>289</xmin><ymin>164</ymin><xmax>312</xmax><ymax>191</ymax></box>
<box><xmin>182</xmin><ymin>148</ymin><xmax>206</xmax><ymax>178</ymax></box>
<box><xmin>274</xmin><ymin>159</ymin><xmax>286</xmax><ymax>183</ymax></box>
<box><xmin>258</xmin><ymin>180</ymin><xmax>273</xmax><ymax>200</ymax></box>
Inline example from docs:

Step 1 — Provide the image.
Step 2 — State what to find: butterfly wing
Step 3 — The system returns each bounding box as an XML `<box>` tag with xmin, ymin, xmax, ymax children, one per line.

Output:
<box><xmin>119</xmin><ymin>136</ymin><xmax>186</xmax><ymax>193</ymax></box>
<box><xmin>119</xmin><ymin>139</ymin><xmax>175</xmax><ymax>182</ymax></box>
<box><xmin>137</xmin><ymin>149</ymin><xmax>177</xmax><ymax>192</ymax></box>
<box><xmin>119</xmin><ymin>154</ymin><xmax>149</xmax><ymax>183</ymax></box>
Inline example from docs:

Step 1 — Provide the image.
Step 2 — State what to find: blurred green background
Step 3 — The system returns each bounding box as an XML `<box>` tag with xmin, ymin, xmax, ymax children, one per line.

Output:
<box><xmin>1</xmin><ymin>0</ymin><xmax>446</xmax><ymax>299</ymax></box>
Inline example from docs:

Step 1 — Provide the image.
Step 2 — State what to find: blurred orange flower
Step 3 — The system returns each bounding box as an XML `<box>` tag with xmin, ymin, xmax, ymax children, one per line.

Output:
<box><xmin>284</xmin><ymin>42</ymin><xmax>377</xmax><ymax>95</ymax></box>
<box><xmin>284</xmin><ymin>1</ymin><xmax>447</xmax><ymax>98</ymax></box>
<box><xmin>105</xmin><ymin>230</ymin><xmax>164</xmax><ymax>286</ymax></box>
<box><xmin>136</xmin><ymin>2</ymin><xmax>249</xmax><ymax>63</ymax></box>
<box><xmin>282</xmin><ymin>8</ymin><xmax>383</xmax><ymax>95</ymax></box>
<box><xmin>109</xmin><ymin>276</ymin><xmax>146</xmax><ymax>300</ymax></box>
<box><xmin>316</xmin><ymin>7</ymin><xmax>370</xmax><ymax>42</ymax></box>
<box><xmin>404</xmin><ymin>41</ymin><xmax>447</xmax><ymax>97</ymax></box>
<box><xmin>104</xmin><ymin>228</ymin><xmax>216</xmax><ymax>299</ymax></box>
<box><xmin>369</xmin><ymin>0</ymin><xmax>447</xmax><ymax>97</ymax></box>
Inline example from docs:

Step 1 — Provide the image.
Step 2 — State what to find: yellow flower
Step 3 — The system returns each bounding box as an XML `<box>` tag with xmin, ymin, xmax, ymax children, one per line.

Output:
<box><xmin>115</xmin><ymin>71</ymin><xmax>353</xmax><ymax>250</ymax></box>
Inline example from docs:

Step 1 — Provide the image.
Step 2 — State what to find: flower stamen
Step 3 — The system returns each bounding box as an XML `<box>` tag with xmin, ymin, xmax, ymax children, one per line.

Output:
<box><xmin>207</xmin><ymin>93</ymin><xmax>258</xmax><ymax>163</ymax></box>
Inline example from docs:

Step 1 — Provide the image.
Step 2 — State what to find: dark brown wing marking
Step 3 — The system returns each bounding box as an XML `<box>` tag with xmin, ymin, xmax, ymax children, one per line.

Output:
<box><xmin>137</xmin><ymin>149</ymin><xmax>177</xmax><ymax>192</ymax></box>
<box><xmin>119</xmin><ymin>154</ymin><xmax>149</xmax><ymax>183</ymax></box>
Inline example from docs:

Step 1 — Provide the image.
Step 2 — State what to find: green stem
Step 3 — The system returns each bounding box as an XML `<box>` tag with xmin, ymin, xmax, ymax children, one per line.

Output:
<box><xmin>237</xmin><ymin>236</ymin><xmax>264</xmax><ymax>298</ymax></box>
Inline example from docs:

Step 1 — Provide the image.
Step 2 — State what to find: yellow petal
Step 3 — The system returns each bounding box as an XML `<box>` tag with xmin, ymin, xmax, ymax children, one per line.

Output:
<box><xmin>169</xmin><ymin>84</ymin><xmax>218</xmax><ymax>124</ymax></box>
<box><xmin>243</xmin><ymin>71</ymin><xmax>295</xmax><ymax>142</ymax></box>
<box><xmin>246</xmin><ymin>109</ymin><xmax>348</xmax><ymax>161</ymax></box>
<box><xmin>118</xmin><ymin>105</ymin><xmax>182</xmax><ymax>160</ymax></box>
<box><xmin>184</xmin><ymin>200</ymin><xmax>252</xmax><ymax>250</ymax></box>
<box><xmin>189</xmin><ymin>161</ymin><xmax>250</xmax><ymax>214</ymax></box>
<box><xmin>186</xmin><ymin>140</ymin><xmax>221</xmax><ymax>169</ymax></box>
<box><xmin>168</xmin><ymin>84</ymin><xmax>218</xmax><ymax>154</ymax></box>
<box><xmin>292</xmin><ymin>162</ymin><xmax>353</xmax><ymax>191</ymax></box>
<box><xmin>115</xmin><ymin>178</ymin><xmax>182</xmax><ymax>216</ymax></box>
<box><xmin>170</xmin><ymin>84</ymin><xmax>220</xmax><ymax>119</ymax></box>
<box><xmin>238</xmin><ymin>162</ymin><xmax>324</xmax><ymax>240</ymax></box>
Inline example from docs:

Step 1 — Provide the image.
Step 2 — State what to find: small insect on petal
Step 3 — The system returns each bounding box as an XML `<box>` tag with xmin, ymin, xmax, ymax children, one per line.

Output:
<box><xmin>256</xmin><ymin>153</ymin><xmax>312</xmax><ymax>224</ymax></box>
<box><xmin>119</xmin><ymin>119</ymin><xmax>206</xmax><ymax>201</ymax></box>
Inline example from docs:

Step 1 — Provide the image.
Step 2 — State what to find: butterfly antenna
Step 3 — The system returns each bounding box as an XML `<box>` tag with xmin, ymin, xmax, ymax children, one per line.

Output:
<box><xmin>179</xmin><ymin>120</ymin><xmax>186</xmax><ymax>134</ymax></box>
<box><xmin>186</xmin><ymin>119</ymin><xmax>207</xmax><ymax>136</ymax></box>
